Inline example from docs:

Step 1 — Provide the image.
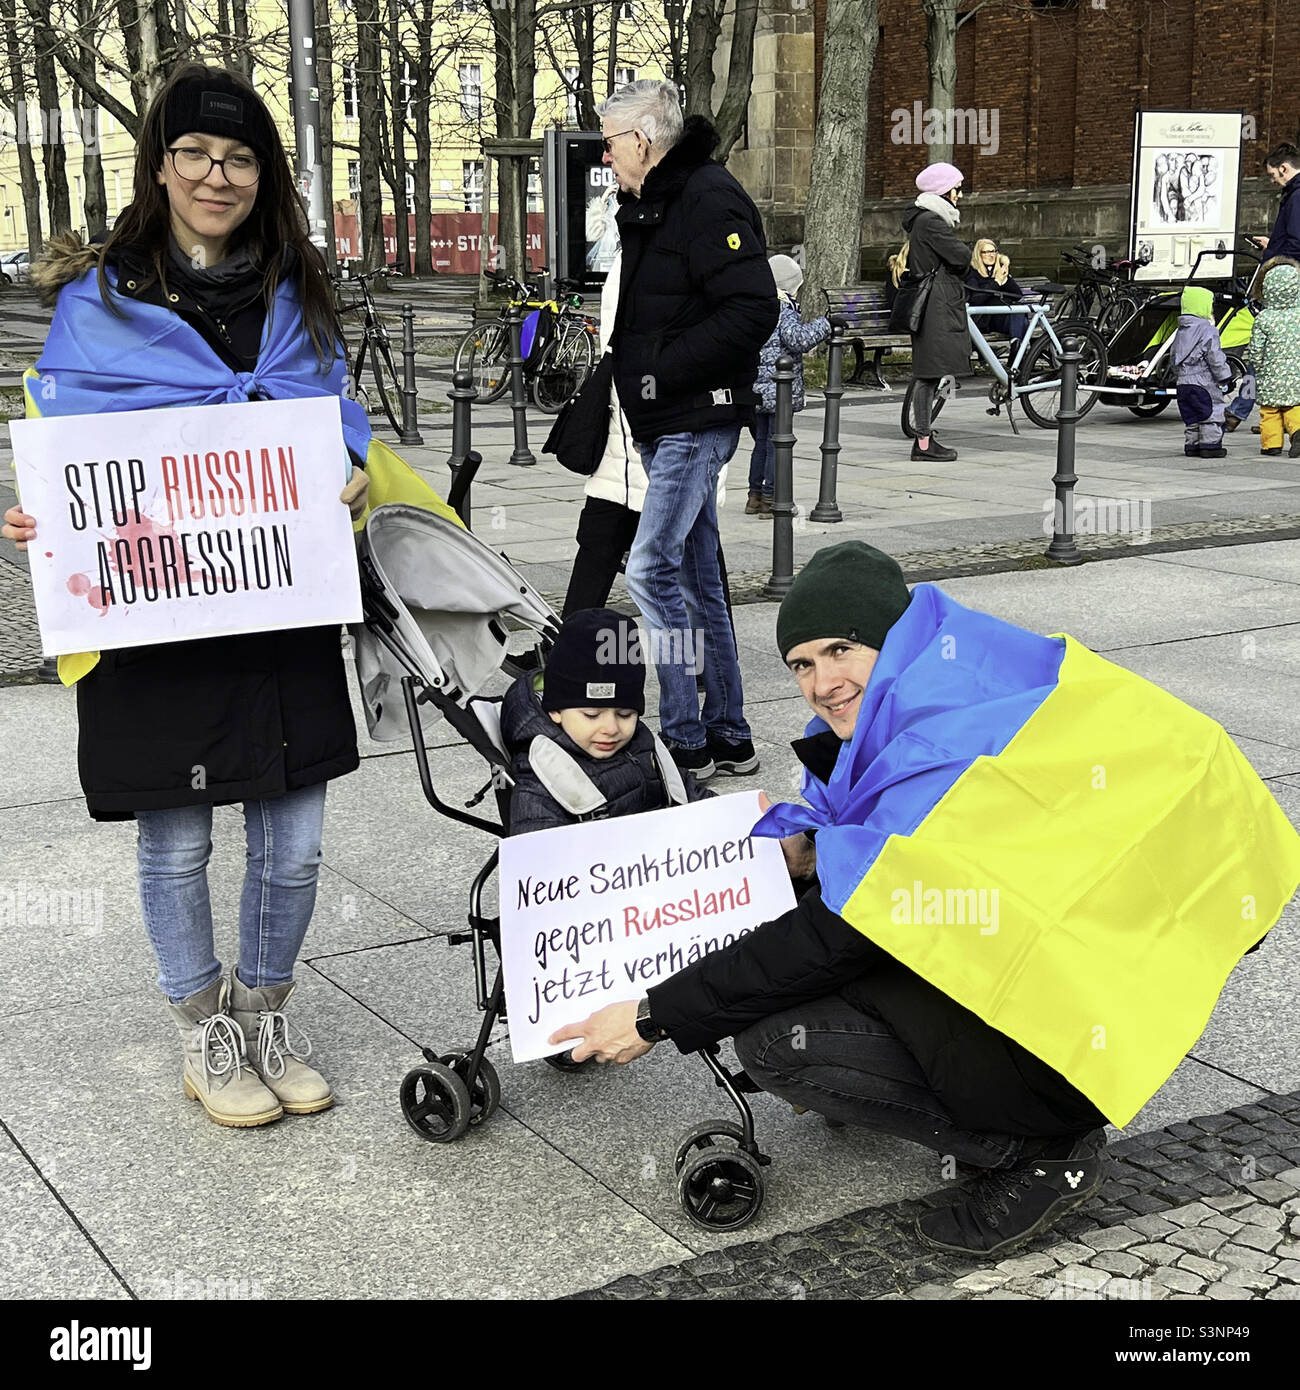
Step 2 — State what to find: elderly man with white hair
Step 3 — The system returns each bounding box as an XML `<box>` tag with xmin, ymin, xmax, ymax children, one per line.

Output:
<box><xmin>597</xmin><ymin>79</ymin><xmax>778</xmax><ymax>783</ymax></box>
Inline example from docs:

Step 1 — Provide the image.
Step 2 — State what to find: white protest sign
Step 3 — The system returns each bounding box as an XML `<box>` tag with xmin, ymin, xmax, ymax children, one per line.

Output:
<box><xmin>8</xmin><ymin>396</ymin><xmax>361</xmax><ymax>655</ymax></box>
<box><xmin>499</xmin><ymin>790</ymin><xmax>796</xmax><ymax>1062</ymax></box>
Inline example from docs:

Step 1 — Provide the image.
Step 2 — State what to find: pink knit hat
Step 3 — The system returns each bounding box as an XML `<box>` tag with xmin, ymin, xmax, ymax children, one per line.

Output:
<box><xmin>916</xmin><ymin>162</ymin><xmax>964</xmax><ymax>195</ymax></box>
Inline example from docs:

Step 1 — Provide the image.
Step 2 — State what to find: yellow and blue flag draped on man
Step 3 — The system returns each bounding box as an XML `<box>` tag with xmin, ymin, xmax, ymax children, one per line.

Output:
<box><xmin>754</xmin><ymin>584</ymin><xmax>1300</xmax><ymax>1128</ymax></box>
<box><xmin>21</xmin><ymin>260</ymin><xmax>460</xmax><ymax>686</ymax></box>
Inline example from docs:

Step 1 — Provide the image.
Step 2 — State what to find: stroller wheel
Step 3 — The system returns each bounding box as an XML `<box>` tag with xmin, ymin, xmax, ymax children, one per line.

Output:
<box><xmin>543</xmin><ymin>1048</ymin><xmax>594</xmax><ymax>1073</ymax></box>
<box><xmin>677</xmin><ymin>1146</ymin><xmax>765</xmax><ymax>1232</ymax></box>
<box><xmin>399</xmin><ymin>1063</ymin><xmax>471</xmax><ymax>1143</ymax></box>
<box><xmin>672</xmin><ymin>1119</ymin><xmax>746</xmax><ymax>1176</ymax></box>
<box><xmin>440</xmin><ymin>1052</ymin><xmax>501</xmax><ymax>1126</ymax></box>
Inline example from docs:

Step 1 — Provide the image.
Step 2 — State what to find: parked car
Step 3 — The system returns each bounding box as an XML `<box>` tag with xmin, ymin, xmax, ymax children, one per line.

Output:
<box><xmin>0</xmin><ymin>250</ymin><xmax>31</xmax><ymax>284</ymax></box>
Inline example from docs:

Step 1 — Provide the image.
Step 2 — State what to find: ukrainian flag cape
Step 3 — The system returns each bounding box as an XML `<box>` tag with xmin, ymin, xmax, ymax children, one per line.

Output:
<box><xmin>21</xmin><ymin>264</ymin><xmax>459</xmax><ymax>685</ymax></box>
<box><xmin>755</xmin><ymin>585</ymin><xmax>1300</xmax><ymax>1127</ymax></box>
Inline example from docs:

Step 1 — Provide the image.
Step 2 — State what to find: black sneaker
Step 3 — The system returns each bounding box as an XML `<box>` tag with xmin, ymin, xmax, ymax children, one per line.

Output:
<box><xmin>665</xmin><ymin>741</ymin><xmax>715</xmax><ymax>781</ymax></box>
<box><xmin>1198</xmin><ymin>446</ymin><xmax>1228</xmax><ymax>458</ymax></box>
<box><xmin>1291</xmin><ymin>434</ymin><xmax>1300</xmax><ymax>459</ymax></box>
<box><xmin>915</xmin><ymin>1129</ymin><xmax>1107</xmax><ymax>1257</ymax></box>
<box><xmin>911</xmin><ymin>439</ymin><xmax>958</xmax><ymax>462</ymax></box>
<box><xmin>706</xmin><ymin>733</ymin><xmax>760</xmax><ymax>776</ymax></box>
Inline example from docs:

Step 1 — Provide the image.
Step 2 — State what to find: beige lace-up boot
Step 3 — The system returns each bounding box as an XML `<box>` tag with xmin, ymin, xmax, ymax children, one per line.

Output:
<box><xmin>229</xmin><ymin>973</ymin><xmax>334</xmax><ymax>1115</ymax></box>
<box><xmin>166</xmin><ymin>978</ymin><xmax>283</xmax><ymax>1127</ymax></box>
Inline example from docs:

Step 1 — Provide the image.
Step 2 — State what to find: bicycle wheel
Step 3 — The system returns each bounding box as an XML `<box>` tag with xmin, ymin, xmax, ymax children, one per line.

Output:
<box><xmin>899</xmin><ymin>375</ymin><xmax>953</xmax><ymax>439</ymax></box>
<box><xmin>531</xmin><ymin>329</ymin><xmax>595</xmax><ymax>414</ymax></box>
<box><xmin>455</xmin><ymin>321</ymin><xmax>511</xmax><ymax>403</ymax></box>
<box><xmin>1095</xmin><ymin>293</ymin><xmax>1142</xmax><ymax>339</ymax></box>
<box><xmin>1018</xmin><ymin>321</ymin><xmax>1109</xmax><ymax>429</ymax></box>
<box><xmin>369</xmin><ymin>328</ymin><xmax>403</xmax><ymax>433</ymax></box>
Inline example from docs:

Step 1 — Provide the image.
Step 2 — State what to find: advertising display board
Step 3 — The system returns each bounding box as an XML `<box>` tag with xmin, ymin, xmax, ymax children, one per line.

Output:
<box><xmin>543</xmin><ymin>129</ymin><xmax>615</xmax><ymax>291</ymax></box>
<box><xmin>1130</xmin><ymin>110</ymin><xmax>1243</xmax><ymax>282</ymax></box>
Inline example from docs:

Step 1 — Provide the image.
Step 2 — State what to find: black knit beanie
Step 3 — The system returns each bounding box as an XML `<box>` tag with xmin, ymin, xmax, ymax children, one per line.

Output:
<box><xmin>163</xmin><ymin>75</ymin><xmax>275</xmax><ymax>162</ymax></box>
<box><xmin>776</xmin><ymin>542</ymin><xmax>912</xmax><ymax>659</ymax></box>
<box><xmin>541</xmin><ymin>608</ymin><xmax>646</xmax><ymax>714</ymax></box>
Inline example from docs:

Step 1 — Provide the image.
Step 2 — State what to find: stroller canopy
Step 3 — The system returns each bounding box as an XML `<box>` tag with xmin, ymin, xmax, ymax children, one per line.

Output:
<box><xmin>353</xmin><ymin>504</ymin><xmax>558</xmax><ymax>740</ymax></box>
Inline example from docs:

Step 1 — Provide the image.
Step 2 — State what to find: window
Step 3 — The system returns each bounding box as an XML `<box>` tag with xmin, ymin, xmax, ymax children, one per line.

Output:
<box><xmin>462</xmin><ymin>159</ymin><xmax>483</xmax><ymax>212</ymax></box>
<box><xmin>564</xmin><ymin>65</ymin><xmax>580</xmax><ymax>126</ymax></box>
<box><xmin>527</xmin><ymin>168</ymin><xmax>542</xmax><ymax>213</ymax></box>
<box><xmin>74</xmin><ymin>174</ymin><xmax>84</xmax><ymax>214</ymax></box>
<box><xmin>459</xmin><ymin>64</ymin><xmax>482</xmax><ymax>120</ymax></box>
<box><xmin>401</xmin><ymin>60</ymin><xmax>415</xmax><ymax>121</ymax></box>
<box><xmin>405</xmin><ymin>171</ymin><xmax>416</xmax><ymax>213</ymax></box>
<box><xmin>347</xmin><ymin>160</ymin><xmax>361</xmax><ymax>198</ymax></box>
<box><xmin>343</xmin><ymin>63</ymin><xmax>358</xmax><ymax>122</ymax></box>
<box><xmin>112</xmin><ymin>170</ymin><xmax>122</xmax><ymax>215</ymax></box>
<box><xmin>454</xmin><ymin>0</ymin><xmax>477</xmax><ymax>10</ymax></box>
<box><xmin>615</xmin><ymin>67</ymin><xmax>637</xmax><ymax>90</ymax></box>
<box><xmin>618</xmin><ymin>1</ymin><xmax>636</xmax><ymax>18</ymax></box>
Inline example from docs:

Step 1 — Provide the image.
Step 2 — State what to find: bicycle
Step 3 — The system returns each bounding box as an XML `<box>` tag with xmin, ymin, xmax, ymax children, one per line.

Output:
<box><xmin>453</xmin><ymin>272</ymin><xmax>596</xmax><ymax>411</ymax></box>
<box><xmin>333</xmin><ymin>264</ymin><xmax>403</xmax><ymax>433</ymax></box>
<box><xmin>1052</xmin><ymin>244</ymin><xmax>1152</xmax><ymax>331</ymax></box>
<box><xmin>902</xmin><ymin>294</ymin><xmax>1109</xmax><ymax>435</ymax></box>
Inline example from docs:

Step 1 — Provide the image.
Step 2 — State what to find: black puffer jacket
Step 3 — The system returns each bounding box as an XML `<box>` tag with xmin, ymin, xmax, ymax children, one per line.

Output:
<box><xmin>611</xmin><ymin>117</ymin><xmax>779</xmax><ymax>441</ymax></box>
<box><xmin>500</xmin><ymin>672</ymin><xmax>711</xmax><ymax>835</ymax></box>
<box><xmin>35</xmin><ymin>234</ymin><xmax>360</xmax><ymax>820</ymax></box>
<box><xmin>648</xmin><ymin>731</ymin><xmax>1108</xmax><ymax>1139</ymax></box>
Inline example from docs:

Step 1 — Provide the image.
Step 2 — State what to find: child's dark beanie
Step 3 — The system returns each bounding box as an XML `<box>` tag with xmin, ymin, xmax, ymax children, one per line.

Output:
<box><xmin>542</xmin><ymin>608</ymin><xmax>646</xmax><ymax>714</ymax></box>
<box><xmin>776</xmin><ymin>542</ymin><xmax>912</xmax><ymax>659</ymax></box>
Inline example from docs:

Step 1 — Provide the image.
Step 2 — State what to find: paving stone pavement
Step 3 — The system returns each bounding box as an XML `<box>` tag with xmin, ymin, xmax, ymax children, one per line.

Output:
<box><xmin>569</xmin><ymin>1102</ymin><xmax>1300</xmax><ymax>1300</ymax></box>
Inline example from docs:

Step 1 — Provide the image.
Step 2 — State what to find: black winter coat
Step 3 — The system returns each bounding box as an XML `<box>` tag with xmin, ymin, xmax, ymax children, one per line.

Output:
<box><xmin>500</xmin><ymin>672</ymin><xmax>711</xmax><ymax>835</ymax></box>
<box><xmin>963</xmin><ymin>265</ymin><xmax>1024</xmax><ymax>309</ymax></box>
<box><xmin>901</xmin><ymin>204</ymin><xmax>972</xmax><ymax>379</ymax></box>
<box><xmin>49</xmin><ymin>238</ymin><xmax>360</xmax><ymax>820</ymax></box>
<box><xmin>612</xmin><ymin>117</ymin><xmax>779</xmax><ymax>442</ymax></box>
<box><xmin>647</xmin><ymin>730</ymin><xmax>1108</xmax><ymax>1139</ymax></box>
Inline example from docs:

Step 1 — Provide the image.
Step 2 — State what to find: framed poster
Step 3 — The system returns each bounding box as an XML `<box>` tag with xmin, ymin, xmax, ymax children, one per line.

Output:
<box><xmin>542</xmin><ymin>128</ymin><xmax>613</xmax><ymax>292</ymax></box>
<box><xmin>1130</xmin><ymin>110</ymin><xmax>1243</xmax><ymax>282</ymax></box>
<box><xmin>8</xmin><ymin>396</ymin><xmax>362</xmax><ymax>656</ymax></box>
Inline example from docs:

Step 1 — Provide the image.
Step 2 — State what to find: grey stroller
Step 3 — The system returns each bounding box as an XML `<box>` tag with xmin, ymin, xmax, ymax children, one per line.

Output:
<box><xmin>355</xmin><ymin>501</ymin><xmax>773</xmax><ymax>1231</ymax></box>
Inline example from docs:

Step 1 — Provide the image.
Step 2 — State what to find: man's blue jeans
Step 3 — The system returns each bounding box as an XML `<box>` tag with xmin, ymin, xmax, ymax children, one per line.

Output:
<box><xmin>1227</xmin><ymin>366</ymin><xmax>1256</xmax><ymax>423</ymax></box>
<box><xmin>136</xmin><ymin>784</ymin><xmax>328</xmax><ymax>1001</ymax></box>
<box><xmin>747</xmin><ymin>412</ymin><xmax>775</xmax><ymax>496</ymax></box>
<box><xmin>626</xmin><ymin>425</ymin><xmax>751</xmax><ymax>749</ymax></box>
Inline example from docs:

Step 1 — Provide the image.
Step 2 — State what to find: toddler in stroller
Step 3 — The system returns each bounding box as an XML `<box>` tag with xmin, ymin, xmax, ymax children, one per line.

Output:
<box><xmin>353</xmin><ymin>506</ymin><xmax>775</xmax><ymax>1230</ymax></box>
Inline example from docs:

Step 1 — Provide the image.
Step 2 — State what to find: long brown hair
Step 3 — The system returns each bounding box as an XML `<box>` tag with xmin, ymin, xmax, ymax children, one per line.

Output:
<box><xmin>97</xmin><ymin>63</ymin><xmax>341</xmax><ymax>370</ymax></box>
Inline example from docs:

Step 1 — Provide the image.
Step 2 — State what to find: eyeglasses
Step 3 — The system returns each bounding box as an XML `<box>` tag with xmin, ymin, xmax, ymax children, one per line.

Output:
<box><xmin>602</xmin><ymin>129</ymin><xmax>643</xmax><ymax>154</ymax></box>
<box><xmin>167</xmin><ymin>146</ymin><xmax>261</xmax><ymax>187</ymax></box>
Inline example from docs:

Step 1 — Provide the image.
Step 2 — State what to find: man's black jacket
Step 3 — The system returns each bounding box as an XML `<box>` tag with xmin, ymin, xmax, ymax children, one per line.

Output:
<box><xmin>648</xmin><ymin>731</ymin><xmax>1108</xmax><ymax>1139</ymax></box>
<box><xmin>611</xmin><ymin>116</ymin><xmax>778</xmax><ymax>442</ymax></box>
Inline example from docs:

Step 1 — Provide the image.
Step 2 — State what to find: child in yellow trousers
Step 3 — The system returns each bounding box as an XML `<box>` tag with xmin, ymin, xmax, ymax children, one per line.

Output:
<box><xmin>1246</xmin><ymin>262</ymin><xmax>1300</xmax><ymax>458</ymax></box>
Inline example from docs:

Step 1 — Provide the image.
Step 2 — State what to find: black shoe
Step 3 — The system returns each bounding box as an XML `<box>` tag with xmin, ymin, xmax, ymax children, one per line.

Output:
<box><xmin>665</xmin><ymin>740</ymin><xmax>715</xmax><ymax>781</ymax></box>
<box><xmin>911</xmin><ymin>439</ymin><xmax>958</xmax><ymax>462</ymax></box>
<box><xmin>705</xmin><ymin>733</ymin><xmax>760</xmax><ymax>776</ymax></box>
<box><xmin>915</xmin><ymin>1129</ymin><xmax>1108</xmax><ymax>1258</ymax></box>
<box><xmin>1223</xmin><ymin>413</ymin><xmax>1242</xmax><ymax>432</ymax></box>
<box><xmin>1291</xmin><ymin>435</ymin><xmax>1300</xmax><ymax>459</ymax></box>
<box><xmin>1262</xmin><ymin>447</ymin><xmax>1283</xmax><ymax>456</ymax></box>
<box><xmin>1198</xmin><ymin>446</ymin><xmax>1228</xmax><ymax>458</ymax></box>
<box><xmin>1184</xmin><ymin>445</ymin><xmax>1200</xmax><ymax>457</ymax></box>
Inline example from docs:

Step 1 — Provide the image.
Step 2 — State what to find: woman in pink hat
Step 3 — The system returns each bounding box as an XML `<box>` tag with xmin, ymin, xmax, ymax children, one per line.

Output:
<box><xmin>900</xmin><ymin>162</ymin><xmax>971</xmax><ymax>462</ymax></box>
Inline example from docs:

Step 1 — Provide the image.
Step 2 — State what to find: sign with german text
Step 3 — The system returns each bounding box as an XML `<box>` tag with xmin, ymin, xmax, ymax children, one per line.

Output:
<box><xmin>498</xmin><ymin>791</ymin><xmax>796</xmax><ymax>1063</ymax></box>
<box><xmin>9</xmin><ymin>397</ymin><xmax>361</xmax><ymax>655</ymax></box>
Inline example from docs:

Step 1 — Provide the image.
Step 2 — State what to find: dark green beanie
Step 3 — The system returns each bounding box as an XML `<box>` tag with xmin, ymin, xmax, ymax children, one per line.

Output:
<box><xmin>776</xmin><ymin>542</ymin><xmax>911</xmax><ymax>659</ymax></box>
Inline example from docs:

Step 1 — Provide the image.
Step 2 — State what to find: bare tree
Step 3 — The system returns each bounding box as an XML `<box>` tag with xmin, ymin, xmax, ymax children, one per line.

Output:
<box><xmin>32</xmin><ymin>4</ymin><xmax>72</xmax><ymax>235</ymax></box>
<box><xmin>802</xmin><ymin>0</ymin><xmax>876</xmax><ymax>314</ymax></box>
<box><xmin>74</xmin><ymin>0</ymin><xmax>107</xmax><ymax>237</ymax></box>
<box><xmin>487</xmin><ymin>0</ymin><xmax>538</xmax><ymax>282</ymax></box>
<box><xmin>354</xmin><ymin>0</ymin><xmax>385</xmax><ymax>271</ymax></box>
<box><xmin>1</xmin><ymin>0</ymin><xmax>44</xmax><ymax>255</ymax></box>
<box><xmin>384</xmin><ymin>0</ymin><xmax>410</xmax><ymax>275</ymax></box>
<box><xmin>682</xmin><ymin>0</ymin><xmax>756</xmax><ymax>159</ymax></box>
<box><xmin>313</xmin><ymin>0</ymin><xmax>337</xmax><ymax>274</ymax></box>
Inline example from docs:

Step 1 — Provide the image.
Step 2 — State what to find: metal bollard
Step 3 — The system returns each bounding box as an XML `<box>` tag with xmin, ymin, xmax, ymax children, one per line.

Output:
<box><xmin>506</xmin><ymin>304</ymin><xmax>536</xmax><ymax>467</ymax></box>
<box><xmin>811</xmin><ymin>316</ymin><xmax>845</xmax><ymax>523</ymax></box>
<box><xmin>398</xmin><ymin>303</ymin><xmax>423</xmax><ymax>445</ymax></box>
<box><xmin>447</xmin><ymin>449</ymin><xmax>482</xmax><ymax>530</ymax></box>
<box><xmin>36</xmin><ymin>656</ymin><xmax>60</xmax><ymax>684</ymax></box>
<box><xmin>447</xmin><ymin>366</ymin><xmax>476</xmax><ymax>471</ymax></box>
<box><xmin>765</xmin><ymin>354</ymin><xmax>797</xmax><ymax>598</ymax></box>
<box><xmin>1045</xmin><ymin>336</ymin><xmax>1083</xmax><ymax>565</ymax></box>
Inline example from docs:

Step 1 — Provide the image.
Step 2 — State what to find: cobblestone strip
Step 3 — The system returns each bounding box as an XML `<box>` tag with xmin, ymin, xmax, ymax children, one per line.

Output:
<box><xmin>568</xmin><ymin>1094</ymin><xmax>1300</xmax><ymax>1301</ymax></box>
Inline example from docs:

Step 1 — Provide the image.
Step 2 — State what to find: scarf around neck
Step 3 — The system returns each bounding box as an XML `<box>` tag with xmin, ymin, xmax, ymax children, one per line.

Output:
<box><xmin>915</xmin><ymin>191</ymin><xmax>961</xmax><ymax>227</ymax></box>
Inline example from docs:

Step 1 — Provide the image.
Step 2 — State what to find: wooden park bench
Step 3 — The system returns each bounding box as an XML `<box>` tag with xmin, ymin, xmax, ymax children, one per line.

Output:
<box><xmin>822</xmin><ymin>276</ymin><xmax>1059</xmax><ymax>390</ymax></box>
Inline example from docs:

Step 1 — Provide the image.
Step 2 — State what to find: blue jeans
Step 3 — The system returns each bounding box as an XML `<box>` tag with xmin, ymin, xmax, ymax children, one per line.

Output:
<box><xmin>735</xmin><ymin>996</ymin><xmax>1024</xmax><ymax>1170</ymax></box>
<box><xmin>626</xmin><ymin>425</ymin><xmax>751</xmax><ymax>750</ymax></box>
<box><xmin>747</xmin><ymin>412</ymin><xmax>775</xmax><ymax>496</ymax></box>
<box><xmin>136</xmin><ymin>784</ymin><xmax>328</xmax><ymax>1001</ymax></box>
<box><xmin>1227</xmin><ymin>366</ymin><xmax>1256</xmax><ymax>422</ymax></box>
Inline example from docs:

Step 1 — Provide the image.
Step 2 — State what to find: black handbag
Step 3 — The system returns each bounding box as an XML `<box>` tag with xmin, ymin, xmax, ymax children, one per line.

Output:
<box><xmin>889</xmin><ymin>268</ymin><xmax>939</xmax><ymax>335</ymax></box>
<box><xmin>542</xmin><ymin>351</ymin><xmax>615</xmax><ymax>476</ymax></box>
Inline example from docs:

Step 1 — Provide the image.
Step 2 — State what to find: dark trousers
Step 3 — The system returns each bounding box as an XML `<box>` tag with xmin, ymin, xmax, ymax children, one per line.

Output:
<box><xmin>562</xmin><ymin>497</ymin><xmax>642</xmax><ymax>618</ymax></box>
<box><xmin>734</xmin><ymin>995</ymin><xmax>1027</xmax><ymax>1171</ymax></box>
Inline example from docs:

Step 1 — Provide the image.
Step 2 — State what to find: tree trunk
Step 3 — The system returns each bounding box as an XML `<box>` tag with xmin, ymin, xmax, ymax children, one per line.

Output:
<box><xmin>386</xmin><ymin>0</ymin><xmax>410</xmax><ymax>275</ymax></box>
<box><xmin>75</xmin><ymin>0</ymin><xmax>108</xmax><ymax>238</ymax></box>
<box><xmin>172</xmin><ymin>0</ymin><xmax>191</xmax><ymax>66</ymax></box>
<box><xmin>489</xmin><ymin>0</ymin><xmax>536</xmax><ymax>281</ymax></box>
<box><xmin>684</xmin><ymin>0</ymin><xmax>723</xmax><ymax>119</ymax></box>
<box><xmin>116</xmin><ymin>0</ymin><xmax>147</xmax><ymax>117</ymax></box>
<box><xmin>231</xmin><ymin>0</ymin><xmax>251</xmax><ymax>80</ymax></box>
<box><xmin>663</xmin><ymin>0</ymin><xmax>687</xmax><ymax>92</ymax></box>
<box><xmin>1</xmin><ymin>0</ymin><xmax>44</xmax><ymax>257</ymax></box>
<box><xmin>355</xmin><ymin>0</ymin><xmax>386</xmax><ymax>270</ymax></box>
<box><xmin>802</xmin><ymin>0</ymin><xmax>875</xmax><ymax>314</ymax></box>
<box><xmin>605</xmin><ymin>5</ymin><xmax>618</xmax><ymax>96</ymax></box>
<box><xmin>713</xmin><ymin>0</ymin><xmax>758</xmax><ymax>160</ymax></box>
<box><xmin>412</xmin><ymin>0</ymin><xmax>433</xmax><ymax>275</ymax></box>
<box><xmin>34</xmin><ymin>20</ymin><xmax>72</xmax><ymax>235</ymax></box>
<box><xmin>217</xmin><ymin>0</ymin><xmax>234</xmax><ymax>70</ymax></box>
<box><xmin>921</xmin><ymin>0</ymin><xmax>958</xmax><ymax>165</ymax></box>
<box><xmin>572</xmin><ymin>3</ymin><xmax>598</xmax><ymax>127</ymax></box>
<box><xmin>313</xmin><ymin>0</ymin><xmax>337</xmax><ymax>274</ymax></box>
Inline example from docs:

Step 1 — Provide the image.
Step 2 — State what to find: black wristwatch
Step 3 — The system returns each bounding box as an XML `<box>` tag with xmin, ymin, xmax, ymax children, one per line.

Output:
<box><xmin>635</xmin><ymin>996</ymin><xmax>668</xmax><ymax>1043</ymax></box>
